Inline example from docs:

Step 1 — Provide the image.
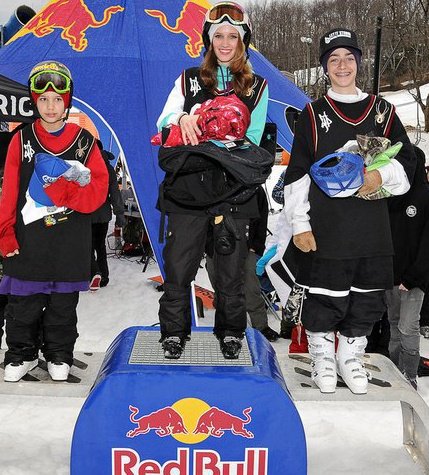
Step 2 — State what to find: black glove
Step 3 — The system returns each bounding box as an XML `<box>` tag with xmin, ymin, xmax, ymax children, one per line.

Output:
<box><xmin>214</xmin><ymin>219</ymin><xmax>236</xmax><ymax>255</ymax></box>
<box><xmin>115</xmin><ymin>214</ymin><xmax>126</xmax><ymax>228</ymax></box>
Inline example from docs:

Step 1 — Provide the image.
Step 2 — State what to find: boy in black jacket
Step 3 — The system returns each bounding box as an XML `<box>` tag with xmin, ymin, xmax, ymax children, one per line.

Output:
<box><xmin>386</xmin><ymin>145</ymin><xmax>429</xmax><ymax>389</ymax></box>
<box><xmin>90</xmin><ymin>144</ymin><xmax>125</xmax><ymax>290</ymax></box>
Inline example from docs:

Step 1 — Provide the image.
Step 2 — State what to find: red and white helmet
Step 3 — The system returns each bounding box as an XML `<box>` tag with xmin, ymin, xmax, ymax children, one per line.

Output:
<box><xmin>202</xmin><ymin>2</ymin><xmax>252</xmax><ymax>52</ymax></box>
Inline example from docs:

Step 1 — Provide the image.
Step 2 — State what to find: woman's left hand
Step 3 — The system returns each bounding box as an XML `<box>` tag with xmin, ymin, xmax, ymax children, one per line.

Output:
<box><xmin>179</xmin><ymin>114</ymin><xmax>202</xmax><ymax>146</ymax></box>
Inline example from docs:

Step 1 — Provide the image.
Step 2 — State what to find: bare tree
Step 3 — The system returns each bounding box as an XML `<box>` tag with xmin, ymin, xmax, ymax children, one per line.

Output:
<box><xmin>247</xmin><ymin>0</ymin><xmax>429</xmax><ymax>109</ymax></box>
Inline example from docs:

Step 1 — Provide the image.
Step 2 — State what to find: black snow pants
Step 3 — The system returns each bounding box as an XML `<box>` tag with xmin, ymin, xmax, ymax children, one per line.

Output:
<box><xmin>158</xmin><ymin>213</ymin><xmax>249</xmax><ymax>339</ymax></box>
<box><xmin>4</xmin><ymin>292</ymin><xmax>79</xmax><ymax>366</ymax></box>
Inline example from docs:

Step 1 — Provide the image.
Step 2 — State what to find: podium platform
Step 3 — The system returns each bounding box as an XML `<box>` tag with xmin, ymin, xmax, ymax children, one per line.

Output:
<box><xmin>281</xmin><ymin>352</ymin><xmax>429</xmax><ymax>474</ymax></box>
<box><xmin>71</xmin><ymin>326</ymin><xmax>307</xmax><ymax>474</ymax></box>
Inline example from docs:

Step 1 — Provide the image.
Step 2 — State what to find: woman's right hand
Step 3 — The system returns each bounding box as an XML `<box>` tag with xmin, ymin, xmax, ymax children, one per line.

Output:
<box><xmin>6</xmin><ymin>249</ymin><xmax>19</xmax><ymax>257</ymax></box>
<box><xmin>179</xmin><ymin>114</ymin><xmax>202</xmax><ymax>146</ymax></box>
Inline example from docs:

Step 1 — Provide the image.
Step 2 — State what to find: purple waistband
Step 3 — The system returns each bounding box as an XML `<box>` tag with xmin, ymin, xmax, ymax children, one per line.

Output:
<box><xmin>0</xmin><ymin>276</ymin><xmax>89</xmax><ymax>296</ymax></box>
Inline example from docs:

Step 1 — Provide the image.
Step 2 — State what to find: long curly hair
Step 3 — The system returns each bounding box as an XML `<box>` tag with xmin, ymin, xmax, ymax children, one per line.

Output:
<box><xmin>200</xmin><ymin>38</ymin><xmax>253</xmax><ymax>97</ymax></box>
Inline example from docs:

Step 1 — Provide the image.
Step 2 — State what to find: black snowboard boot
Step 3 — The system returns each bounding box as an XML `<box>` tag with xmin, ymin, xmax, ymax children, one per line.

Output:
<box><xmin>220</xmin><ymin>336</ymin><xmax>242</xmax><ymax>359</ymax></box>
<box><xmin>161</xmin><ymin>336</ymin><xmax>185</xmax><ymax>359</ymax></box>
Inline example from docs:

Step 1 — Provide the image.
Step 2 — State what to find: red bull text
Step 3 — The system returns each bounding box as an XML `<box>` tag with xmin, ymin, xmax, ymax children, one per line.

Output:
<box><xmin>112</xmin><ymin>447</ymin><xmax>268</xmax><ymax>475</ymax></box>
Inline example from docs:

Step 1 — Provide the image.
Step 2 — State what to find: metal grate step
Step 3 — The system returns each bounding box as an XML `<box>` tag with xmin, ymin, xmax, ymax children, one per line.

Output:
<box><xmin>129</xmin><ymin>330</ymin><xmax>253</xmax><ymax>366</ymax></box>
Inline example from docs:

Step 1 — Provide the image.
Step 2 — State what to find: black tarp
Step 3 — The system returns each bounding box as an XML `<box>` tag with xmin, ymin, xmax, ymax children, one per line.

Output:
<box><xmin>0</xmin><ymin>75</ymin><xmax>36</xmax><ymax>169</ymax></box>
<box><xmin>0</xmin><ymin>74</ymin><xmax>35</xmax><ymax>123</ymax></box>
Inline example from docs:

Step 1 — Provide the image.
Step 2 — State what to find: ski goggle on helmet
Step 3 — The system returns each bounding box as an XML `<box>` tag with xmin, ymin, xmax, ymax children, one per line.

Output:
<box><xmin>206</xmin><ymin>2</ymin><xmax>249</xmax><ymax>25</ymax></box>
<box><xmin>29</xmin><ymin>61</ymin><xmax>72</xmax><ymax>95</ymax></box>
<box><xmin>202</xmin><ymin>2</ymin><xmax>252</xmax><ymax>51</ymax></box>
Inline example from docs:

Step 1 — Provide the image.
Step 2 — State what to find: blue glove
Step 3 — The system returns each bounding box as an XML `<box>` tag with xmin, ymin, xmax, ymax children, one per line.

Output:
<box><xmin>256</xmin><ymin>245</ymin><xmax>278</xmax><ymax>276</ymax></box>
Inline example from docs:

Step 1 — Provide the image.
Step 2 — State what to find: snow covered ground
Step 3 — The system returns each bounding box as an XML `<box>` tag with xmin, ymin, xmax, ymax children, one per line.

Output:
<box><xmin>382</xmin><ymin>84</ymin><xmax>429</xmax><ymax>160</ymax></box>
<box><xmin>1</xmin><ymin>86</ymin><xmax>429</xmax><ymax>475</ymax></box>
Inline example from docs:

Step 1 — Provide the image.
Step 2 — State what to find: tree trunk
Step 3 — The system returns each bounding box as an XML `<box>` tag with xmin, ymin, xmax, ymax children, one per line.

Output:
<box><xmin>425</xmin><ymin>94</ymin><xmax>429</xmax><ymax>133</ymax></box>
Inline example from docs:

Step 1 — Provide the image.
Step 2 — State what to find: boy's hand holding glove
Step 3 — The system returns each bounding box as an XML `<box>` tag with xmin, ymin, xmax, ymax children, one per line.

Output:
<box><xmin>29</xmin><ymin>153</ymin><xmax>90</xmax><ymax>207</ymax></box>
<box><xmin>62</xmin><ymin>160</ymin><xmax>91</xmax><ymax>187</ymax></box>
<box><xmin>356</xmin><ymin>169</ymin><xmax>382</xmax><ymax>196</ymax></box>
<box><xmin>356</xmin><ymin>140</ymin><xmax>403</xmax><ymax>200</ymax></box>
<box><xmin>256</xmin><ymin>245</ymin><xmax>277</xmax><ymax>276</ymax></box>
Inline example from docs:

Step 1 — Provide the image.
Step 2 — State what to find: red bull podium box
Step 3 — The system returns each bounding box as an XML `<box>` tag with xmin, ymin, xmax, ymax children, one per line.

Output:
<box><xmin>71</xmin><ymin>327</ymin><xmax>307</xmax><ymax>474</ymax></box>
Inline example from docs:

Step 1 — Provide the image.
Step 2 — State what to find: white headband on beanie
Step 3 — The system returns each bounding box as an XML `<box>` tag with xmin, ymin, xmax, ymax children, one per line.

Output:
<box><xmin>208</xmin><ymin>21</ymin><xmax>245</xmax><ymax>42</ymax></box>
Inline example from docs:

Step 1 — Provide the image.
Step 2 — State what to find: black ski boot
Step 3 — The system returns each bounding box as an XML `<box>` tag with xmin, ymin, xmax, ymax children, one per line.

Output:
<box><xmin>161</xmin><ymin>336</ymin><xmax>185</xmax><ymax>359</ymax></box>
<box><xmin>260</xmin><ymin>326</ymin><xmax>280</xmax><ymax>342</ymax></box>
<box><xmin>220</xmin><ymin>336</ymin><xmax>242</xmax><ymax>359</ymax></box>
<box><xmin>279</xmin><ymin>318</ymin><xmax>295</xmax><ymax>339</ymax></box>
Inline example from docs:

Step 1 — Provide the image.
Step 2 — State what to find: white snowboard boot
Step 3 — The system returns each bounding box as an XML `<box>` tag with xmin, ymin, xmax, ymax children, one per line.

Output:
<box><xmin>4</xmin><ymin>359</ymin><xmax>38</xmax><ymax>382</ymax></box>
<box><xmin>48</xmin><ymin>362</ymin><xmax>70</xmax><ymax>381</ymax></box>
<box><xmin>306</xmin><ymin>331</ymin><xmax>337</xmax><ymax>393</ymax></box>
<box><xmin>337</xmin><ymin>334</ymin><xmax>368</xmax><ymax>394</ymax></box>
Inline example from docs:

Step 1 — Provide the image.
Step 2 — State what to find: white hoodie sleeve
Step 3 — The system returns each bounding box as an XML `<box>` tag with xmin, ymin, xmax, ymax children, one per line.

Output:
<box><xmin>265</xmin><ymin>174</ymin><xmax>312</xmax><ymax>250</ymax></box>
<box><xmin>156</xmin><ymin>75</ymin><xmax>186</xmax><ymax>131</ymax></box>
<box><xmin>378</xmin><ymin>159</ymin><xmax>410</xmax><ymax>195</ymax></box>
<box><xmin>283</xmin><ymin>174</ymin><xmax>312</xmax><ymax>235</ymax></box>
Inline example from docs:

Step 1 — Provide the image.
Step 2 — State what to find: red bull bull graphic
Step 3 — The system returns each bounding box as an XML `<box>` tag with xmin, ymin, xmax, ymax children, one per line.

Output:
<box><xmin>126</xmin><ymin>399</ymin><xmax>253</xmax><ymax>442</ymax></box>
<box><xmin>193</xmin><ymin>406</ymin><xmax>254</xmax><ymax>439</ymax></box>
<box><xmin>8</xmin><ymin>0</ymin><xmax>124</xmax><ymax>52</ymax></box>
<box><xmin>127</xmin><ymin>405</ymin><xmax>188</xmax><ymax>438</ymax></box>
<box><xmin>71</xmin><ymin>327</ymin><xmax>307</xmax><ymax>474</ymax></box>
<box><xmin>145</xmin><ymin>0</ymin><xmax>211</xmax><ymax>58</ymax></box>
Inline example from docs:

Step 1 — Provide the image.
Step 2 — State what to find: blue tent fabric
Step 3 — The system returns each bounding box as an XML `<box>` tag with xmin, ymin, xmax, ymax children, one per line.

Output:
<box><xmin>0</xmin><ymin>0</ymin><xmax>309</xmax><ymax>277</ymax></box>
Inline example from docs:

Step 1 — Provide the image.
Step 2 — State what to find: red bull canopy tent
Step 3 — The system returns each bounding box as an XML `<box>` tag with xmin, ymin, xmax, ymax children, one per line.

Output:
<box><xmin>0</xmin><ymin>0</ymin><xmax>309</xmax><ymax>275</ymax></box>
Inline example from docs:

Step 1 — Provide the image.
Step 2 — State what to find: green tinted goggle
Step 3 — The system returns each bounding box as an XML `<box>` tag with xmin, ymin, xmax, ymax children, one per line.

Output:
<box><xmin>30</xmin><ymin>70</ymin><xmax>71</xmax><ymax>94</ymax></box>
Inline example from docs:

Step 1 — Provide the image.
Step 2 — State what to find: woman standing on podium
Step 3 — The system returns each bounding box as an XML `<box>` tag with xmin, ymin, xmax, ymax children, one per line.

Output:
<box><xmin>155</xmin><ymin>2</ymin><xmax>268</xmax><ymax>360</ymax></box>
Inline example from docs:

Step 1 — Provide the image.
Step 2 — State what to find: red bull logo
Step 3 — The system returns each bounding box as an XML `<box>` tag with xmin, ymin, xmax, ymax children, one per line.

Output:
<box><xmin>119</xmin><ymin>399</ymin><xmax>267</xmax><ymax>474</ymax></box>
<box><xmin>9</xmin><ymin>0</ymin><xmax>124</xmax><ymax>52</ymax></box>
<box><xmin>145</xmin><ymin>0</ymin><xmax>211</xmax><ymax>58</ymax></box>
<box><xmin>126</xmin><ymin>398</ymin><xmax>253</xmax><ymax>443</ymax></box>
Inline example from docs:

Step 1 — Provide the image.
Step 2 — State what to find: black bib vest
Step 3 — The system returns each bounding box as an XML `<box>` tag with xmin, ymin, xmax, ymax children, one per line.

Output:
<box><xmin>4</xmin><ymin>124</ymin><xmax>96</xmax><ymax>281</ymax></box>
<box><xmin>182</xmin><ymin>67</ymin><xmax>267</xmax><ymax>115</ymax></box>
<box><xmin>307</xmin><ymin>95</ymin><xmax>395</xmax><ymax>259</ymax></box>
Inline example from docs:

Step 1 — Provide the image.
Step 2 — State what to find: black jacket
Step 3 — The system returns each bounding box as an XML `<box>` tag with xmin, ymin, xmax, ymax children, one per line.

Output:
<box><xmin>248</xmin><ymin>187</ymin><xmax>269</xmax><ymax>256</ymax></box>
<box><xmin>91</xmin><ymin>152</ymin><xmax>124</xmax><ymax>225</ymax></box>
<box><xmin>159</xmin><ymin>67</ymin><xmax>268</xmax><ymax>219</ymax></box>
<box><xmin>388</xmin><ymin>146</ymin><xmax>429</xmax><ymax>290</ymax></box>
